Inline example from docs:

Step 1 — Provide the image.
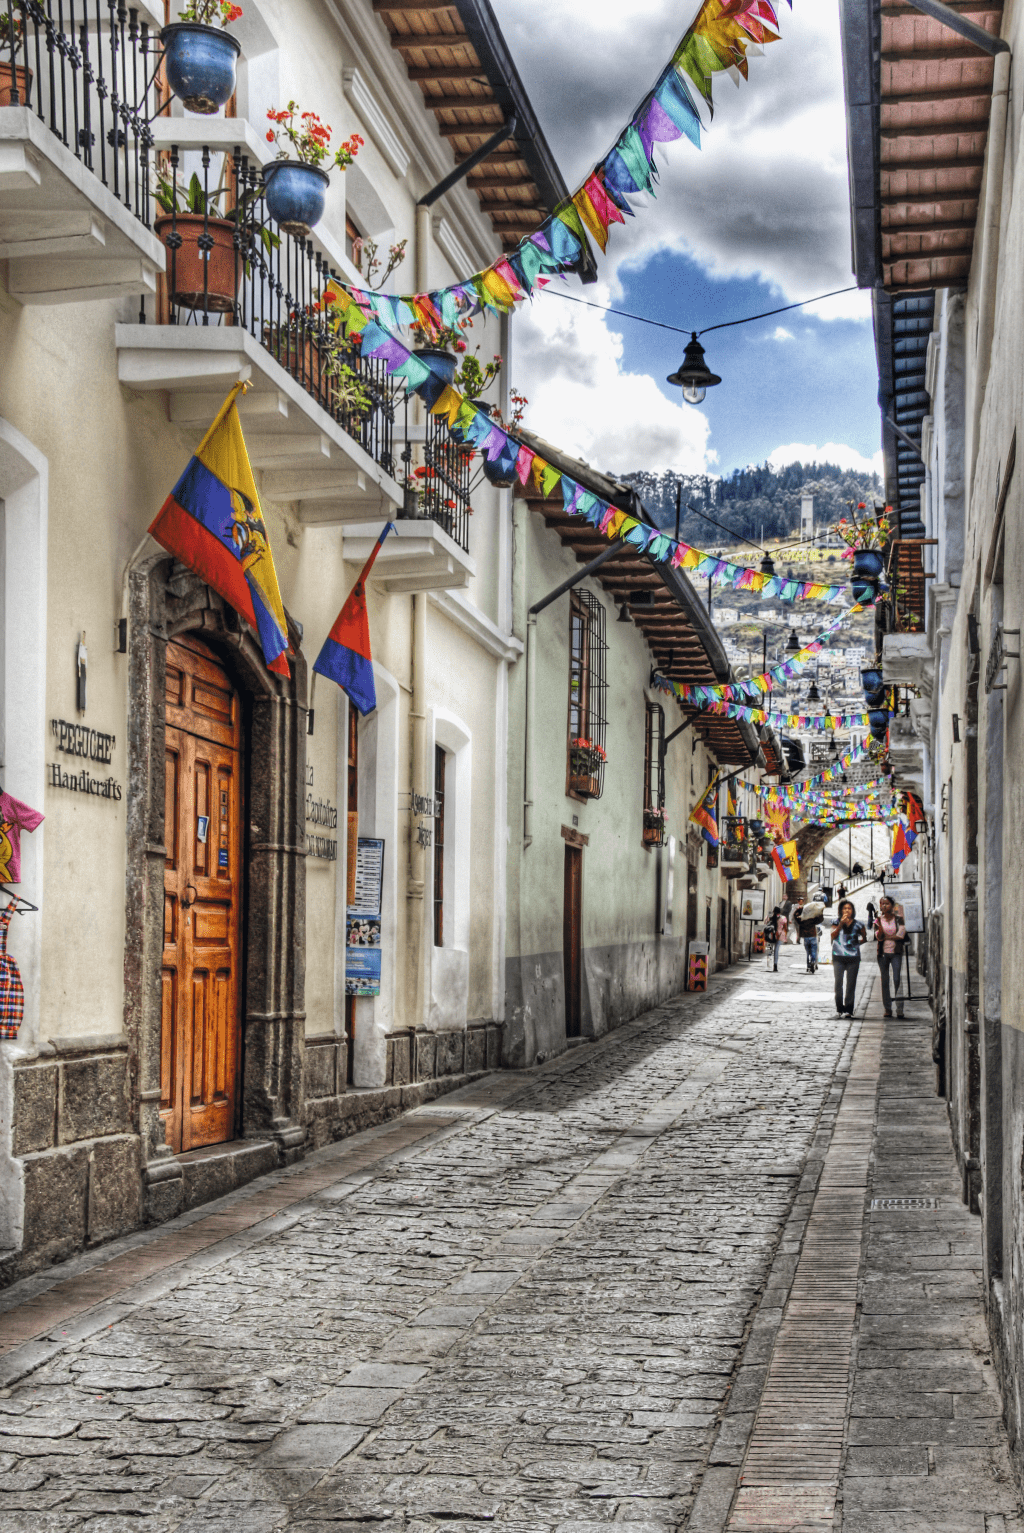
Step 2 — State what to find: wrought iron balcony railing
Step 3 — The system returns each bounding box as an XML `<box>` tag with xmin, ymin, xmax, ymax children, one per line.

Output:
<box><xmin>418</xmin><ymin>408</ymin><xmax>472</xmax><ymax>552</ymax></box>
<box><xmin>2</xmin><ymin>0</ymin><xmax>155</xmax><ymax>227</ymax></box>
<box><xmin>149</xmin><ymin>148</ymin><xmax>400</xmax><ymax>484</ymax></box>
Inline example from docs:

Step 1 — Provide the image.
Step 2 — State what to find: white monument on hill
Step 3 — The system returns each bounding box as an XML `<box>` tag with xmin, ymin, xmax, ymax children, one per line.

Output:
<box><xmin>800</xmin><ymin>493</ymin><xmax>814</xmax><ymax>540</ymax></box>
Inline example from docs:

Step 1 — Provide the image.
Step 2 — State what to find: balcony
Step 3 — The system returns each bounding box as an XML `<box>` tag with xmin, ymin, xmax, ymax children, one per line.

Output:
<box><xmin>0</xmin><ymin>1</ymin><xmax>165</xmax><ymax>302</ymax></box>
<box><xmin>116</xmin><ymin>145</ymin><xmax>404</xmax><ymax>520</ymax></box>
<box><xmin>882</xmin><ymin>632</ymin><xmax>933</xmax><ymax>694</ymax></box>
<box><xmin>340</xmin><ymin>519</ymin><xmax>474</xmax><ymax>593</ymax></box>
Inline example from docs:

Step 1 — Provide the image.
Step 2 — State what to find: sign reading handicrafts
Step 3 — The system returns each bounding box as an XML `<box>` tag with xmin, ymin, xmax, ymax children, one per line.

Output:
<box><xmin>49</xmin><ymin>718</ymin><xmax>121</xmax><ymax>800</ymax></box>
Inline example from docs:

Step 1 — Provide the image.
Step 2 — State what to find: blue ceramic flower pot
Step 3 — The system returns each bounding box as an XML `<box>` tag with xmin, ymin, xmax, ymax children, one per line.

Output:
<box><xmin>851</xmin><ymin>576</ymin><xmax>879</xmax><ymax>606</ymax></box>
<box><xmin>861</xmin><ymin>667</ymin><xmax>884</xmax><ymax>693</ymax></box>
<box><xmin>161</xmin><ymin>24</ymin><xmax>239</xmax><ymax>116</ymax></box>
<box><xmin>852</xmin><ymin>548</ymin><xmax>885</xmax><ymax>580</ymax></box>
<box><xmin>414</xmin><ymin>346</ymin><xmax>457</xmax><ymax>386</ymax></box>
<box><xmin>482</xmin><ymin>454</ymin><xmax>516</xmax><ymax>489</ymax></box>
<box><xmin>868</xmin><ymin>708</ymin><xmax>890</xmax><ymax>740</ymax></box>
<box><xmin>263</xmin><ymin>160</ymin><xmax>329</xmax><ymax>238</ymax></box>
<box><xmin>864</xmin><ymin>686</ymin><xmax>887</xmax><ymax>710</ymax></box>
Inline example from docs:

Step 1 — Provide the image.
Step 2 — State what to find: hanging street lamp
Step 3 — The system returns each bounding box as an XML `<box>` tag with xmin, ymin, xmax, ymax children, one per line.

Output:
<box><xmin>667</xmin><ymin>334</ymin><xmax>722</xmax><ymax>406</ymax></box>
<box><xmin>785</xmin><ymin>628</ymin><xmax>802</xmax><ymax>654</ymax></box>
<box><xmin>759</xmin><ymin>551</ymin><xmax>776</xmax><ymax>576</ymax></box>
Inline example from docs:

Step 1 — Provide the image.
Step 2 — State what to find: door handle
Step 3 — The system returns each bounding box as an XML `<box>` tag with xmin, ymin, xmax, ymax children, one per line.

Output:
<box><xmin>182</xmin><ymin>883</ymin><xmax>198</xmax><ymax>909</ymax></box>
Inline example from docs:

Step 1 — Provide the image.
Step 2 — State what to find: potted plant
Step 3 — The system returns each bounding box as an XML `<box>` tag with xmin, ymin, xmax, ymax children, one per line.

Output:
<box><xmin>569</xmin><ymin>737</ymin><xmax>605</xmax><ymax>798</ymax></box>
<box><xmin>868</xmin><ymin>708</ymin><xmax>890</xmax><ymax>742</ymax></box>
<box><xmin>643</xmin><ymin>807</ymin><xmax>667</xmax><ymax>847</ymax></box>
<box><xmin>409</xmin><ymin>317</ymin><xmax>470</xmax><ymax>387</ymax></box>
<box><xmin>161</xmin><ymin>2</ymin><xmax>242</xmax><ymax>117</ymax></box>
<box><xmin>264</xmin><ymin>103</ymin><xmax>362</xmax><ymax>237</ymax></box>
<box><xmin>0</xmin><ymin>11</ymin><xmax>29</xmax><ymax>107</ymax></box>
<box><xmin>832</xmin><ymin>502</ymin><xmax>891</xmax><ymax>582</ymax></box>
<box><xmin>153</xmin><ymin>169</ymin><xmax>240</xmax><ymax>312</ymax></box>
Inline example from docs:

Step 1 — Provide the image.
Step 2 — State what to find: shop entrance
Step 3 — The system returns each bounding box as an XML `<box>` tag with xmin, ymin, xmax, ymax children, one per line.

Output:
<box><xmin>161</xmin><ymin>635</ymin><xmax>244</xmax><ymax>1153</ymax></box>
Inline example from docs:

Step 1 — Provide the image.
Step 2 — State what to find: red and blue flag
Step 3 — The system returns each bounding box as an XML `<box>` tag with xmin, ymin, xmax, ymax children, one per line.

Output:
<box><xmin>313</xmin><ymin>524</ymin><xmax>395</xmax><ymax>715</ymax></box>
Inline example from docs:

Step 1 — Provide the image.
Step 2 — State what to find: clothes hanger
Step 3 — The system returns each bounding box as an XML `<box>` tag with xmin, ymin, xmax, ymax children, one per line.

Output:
<box><xmin>0</xmin><ymin>886</ymin><xmax>38</xmax><ymax>913</ymax></box>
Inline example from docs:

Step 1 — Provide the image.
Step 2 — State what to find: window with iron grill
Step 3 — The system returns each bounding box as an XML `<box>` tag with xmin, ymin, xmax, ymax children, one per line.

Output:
<box><xmin>420</xmin><ymin>411</ymin><xmax>472</xmax><ymax>553</ymax></box>
<box><xmin>643</xmin><ymin>702</ymin><xmax>666</xmax><ymax>844</ymax></box>
<box><xmin>568</xmin><ymin>590</ymin><xmax>607</xmax><ymax>800</ymax></box>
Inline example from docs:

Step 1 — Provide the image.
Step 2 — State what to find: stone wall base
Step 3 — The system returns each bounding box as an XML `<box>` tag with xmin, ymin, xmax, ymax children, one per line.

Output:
<box><xmin>3</xmin><ymin>1023</ymin><xmax>505</xmax><ymax>1287</ymax></box>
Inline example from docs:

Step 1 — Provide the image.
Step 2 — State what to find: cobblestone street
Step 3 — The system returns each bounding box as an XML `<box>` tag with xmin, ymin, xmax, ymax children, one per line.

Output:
<box><xmin>0</xmin><ymin>952</ymin><xmax>1019</xmax><ymax>1531</ymax></box>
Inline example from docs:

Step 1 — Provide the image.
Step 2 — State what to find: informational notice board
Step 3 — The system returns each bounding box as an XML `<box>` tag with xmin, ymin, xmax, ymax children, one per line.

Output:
<box><xmin>346</xmin><ymin>837</ymin><xmax>385</xmax><ymax>997</ymax></box>
<box><xmin>739</xmin><ymin>889</ymin><xmax>766</xmax><ymax>924</ymax></box>
<box><xmin>892</xmin><ymin>879</ymin><xmax>924</xmax><ymax>935</ymax></box>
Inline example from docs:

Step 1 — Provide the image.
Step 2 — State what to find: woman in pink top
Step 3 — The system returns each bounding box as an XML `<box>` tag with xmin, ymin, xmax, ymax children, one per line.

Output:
<box><xmin>874</xmin><ymin>895</ymin><xmax>906</xmax><ymax>1018</ymax></box>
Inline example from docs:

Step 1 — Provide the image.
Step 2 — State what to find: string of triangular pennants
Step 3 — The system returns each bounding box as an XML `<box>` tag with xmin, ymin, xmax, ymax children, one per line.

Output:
<box><xmin>324</xmin><ymin>283</ymin><xmax>850</xmax><ymax>605</ymax></box>
<box><xmin>653</xmin><ymin>675</ymin><xmax>872</xmax><ymax>731</ymax></box>
<box><xmin>677</xmin><ymin>605</ymin><xmax>865</xmax><ymax>704</ymax></box>
<box><xmin>334</xmin><ymin>0</ymin><xmax>792</xmax><ymax>333</ymax></box>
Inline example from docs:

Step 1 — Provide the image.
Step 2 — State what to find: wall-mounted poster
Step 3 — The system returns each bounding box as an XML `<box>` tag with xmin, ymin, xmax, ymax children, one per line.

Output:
<box><xmin>346</xmin><ymin>837</ymin><xmax>385</xmax><ymax>996</ymax></box>
<box><xmin>893</xmin><ymin>879</ymin><xmax>924</xmax><ymax>935</ymax></box>
<box><xmin>739</xmin><ymin>889</ymin><xmax>766</xmax><ymax>924</ymax></box>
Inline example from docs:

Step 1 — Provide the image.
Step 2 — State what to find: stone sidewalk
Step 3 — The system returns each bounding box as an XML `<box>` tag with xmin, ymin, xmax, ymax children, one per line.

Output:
<box><xmin>0</xmin><ymin>951</ymin><xmax>1020</xmax><ymax>1531</ymax></box>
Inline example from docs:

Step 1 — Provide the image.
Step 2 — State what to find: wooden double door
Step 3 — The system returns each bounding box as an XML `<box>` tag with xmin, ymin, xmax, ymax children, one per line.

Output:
<box><xmin>161</xmin><ymin>636</ymin><xmax>244</xmax><ymax>1153</ymax></box>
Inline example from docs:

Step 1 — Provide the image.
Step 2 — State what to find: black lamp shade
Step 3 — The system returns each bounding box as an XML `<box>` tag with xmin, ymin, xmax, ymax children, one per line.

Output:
<box><xmin>667</xmin><ymin>333</ymin><xmax>722</xmax><ymax>406</ymax></box>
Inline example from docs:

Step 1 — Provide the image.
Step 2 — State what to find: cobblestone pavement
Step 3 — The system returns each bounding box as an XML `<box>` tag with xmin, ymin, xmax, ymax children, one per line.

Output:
<box><xmin>0</xmin><ymin>950</ymin><xmax>1019</xmax><ymax>1532</ymax></box>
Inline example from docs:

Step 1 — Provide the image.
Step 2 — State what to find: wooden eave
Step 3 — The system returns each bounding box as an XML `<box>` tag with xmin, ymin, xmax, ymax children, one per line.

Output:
<box><xmin>373</xmin><ymin>0</ymin><xmax>571</xmax><ymax>252</ymax></box>
<box><xmin>521</xmin><ymin>491</ymin><xmax>757</xmax><ymax>766</ymax></box>
<box><xmin>878</xmin><ymin>0</ymin><xmax>1004</xmax><ymax>290</ymax></box>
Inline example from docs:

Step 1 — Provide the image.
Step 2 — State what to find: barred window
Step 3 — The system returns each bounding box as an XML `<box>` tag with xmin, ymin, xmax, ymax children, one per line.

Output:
<box><xmin>644</xmin><ymin>702</ymin><xmax>665</xmax><ymax>814</ymax></box>
<box><xmin>567</xmin><ymin>590</ymin><xmax>607</xmax><ymax>800</ymax></box>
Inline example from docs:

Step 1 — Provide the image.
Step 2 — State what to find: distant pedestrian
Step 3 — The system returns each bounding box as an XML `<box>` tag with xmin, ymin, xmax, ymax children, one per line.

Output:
<box><xmin>765</xmin><ymin>906</ymin><xmax>787</xmax><ymax>972</ymax></box>
<box><xmin>837</xmin><ymin>881</ymin><xmax>847</xmax><ymax>900</ymax></box>
<box><xmin>831</xmin><ymin>898</ymin><xmax>867</xmax><ymax>1016</ymax></box>
<box><xmin>866</xmin><ymin>898</ymin><xmax>877</xmax><ymax>927</ymax></box>
<box><xmin>874</xmin><ymin>895</ymin><xmax>906</xmax><ymax>1018</ymax></box>
<box><xmin>852</xmin><ymin>861</ymin><xmax>864</xmax><ymax>876</ymax></box>
<box><xmin>795</xmin><ymin>901</ymin><xmax>822</xmax><ymax>973</ymax></box>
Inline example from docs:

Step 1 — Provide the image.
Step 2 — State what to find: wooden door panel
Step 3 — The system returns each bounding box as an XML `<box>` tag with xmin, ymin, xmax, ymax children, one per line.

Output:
<box><xmin>563</xmin><ymin>846</ymin><xmax>582</xmax><ymax>1039</ymax></box>
<box><xmin>161</xmin><ymin>638</ymin><xmax>242</xmax><ymax>1155</ymax></box>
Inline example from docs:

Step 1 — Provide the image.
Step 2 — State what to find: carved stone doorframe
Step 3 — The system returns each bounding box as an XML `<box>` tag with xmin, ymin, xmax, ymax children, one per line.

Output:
<box><xmin>123</xmin><ymin>556</ymin><xmax>307</xmax><ymax>1223</ymax></box>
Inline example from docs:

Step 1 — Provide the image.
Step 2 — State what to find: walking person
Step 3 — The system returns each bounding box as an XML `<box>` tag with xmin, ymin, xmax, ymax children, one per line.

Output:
<box><xmin>795</xmin><ymin>901</ymin><xmax>822</xmax><ymax>973</ymax></box>
<box><xmin>765</xmin><ymin>906</ymin><xmax>787</xmax><ymax>972</ymax></box>
<box><xmin>866</xmin><ymin>897</ymin><xmax>877</xmax><ymax>928</ymax></box>
<box><xmin>874</xmin><ymin>895</ymin><xmax>906</xmax><ymax>1018</ymax></box>
<box><xmin>831</xmin><ymin>898</ymin><xmax>867</xmax><ymax>1016</ymax></box>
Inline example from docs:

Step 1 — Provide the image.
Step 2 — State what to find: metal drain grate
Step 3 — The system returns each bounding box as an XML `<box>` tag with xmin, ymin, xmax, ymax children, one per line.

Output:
<box><xmin>870</xmin><ymin>1196</ymin><xmax>938</xmax><ymax>1210</ymax></box>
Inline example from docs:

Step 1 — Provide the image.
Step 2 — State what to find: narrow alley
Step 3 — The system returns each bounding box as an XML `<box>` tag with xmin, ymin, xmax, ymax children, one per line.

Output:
<box><xmin>0</xmin><ymin>938</ymin><xmax>1016</xmax><ymax>1532</ymax></box>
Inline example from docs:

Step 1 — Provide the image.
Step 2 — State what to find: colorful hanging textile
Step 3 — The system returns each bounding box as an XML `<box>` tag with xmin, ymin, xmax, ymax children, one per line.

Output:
<box><xmin>324</xmin><ymin>283</ymin><xmax>851</xmax><ymax>607</ymax></box>
<box><xmin>690</xmin><ymin>774</ymin><xmax>720</xmax><ymax>844</ymax></box>
<box><xmin>332</xmin><ymin>0</ymin><xmax>792</xmax><ymax>329</ymax></box>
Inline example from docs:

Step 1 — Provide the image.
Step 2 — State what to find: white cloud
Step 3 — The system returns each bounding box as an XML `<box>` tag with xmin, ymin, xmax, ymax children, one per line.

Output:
<box><xmin>491</xmin><ymin>0</ymin><xmax>857</xmax><ymax>304</ymax></box>
<box><xmin>772</xmin><ymin>326</ymin><xmax>795</xmax><ymax>341</ymax></box>
<box><xmin>768</xmin><ymin>441</ymin><xmax>884</xmax><ymax>477</ymax></box>
<box><xmin>511</xmin><ymin>283</ymin><xmax>712</xmax><ymax>475</ymax></box>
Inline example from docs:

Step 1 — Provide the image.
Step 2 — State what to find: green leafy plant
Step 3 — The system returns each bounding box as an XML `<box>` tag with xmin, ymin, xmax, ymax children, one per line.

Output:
<box><xmin>266</xmin><ymin>104</ymin><xmax>363</xmax><ymax>171</ymax></box>
<box><xmin>153</xmin><ymin>170</ymin><xmax>280</xmax><ymax>267</ymax></box>
<box><xmin>569</xmin><ymin>737</ymin><xmax>606</xmax><ymax>777</ymax></box>
<box><xmin>0</xmin><ymin>11</ymin><xmax>22</xmax><ymax>54</ymax></box>
<box><xmin>453</xmin><ymin>348</ymin><xmax>502</xmax><ymax>400</ymax></box>
<box><xmin>410</xmin><ymin>317</ymin><xmax>471</xmax><ymax>353</ymax></box>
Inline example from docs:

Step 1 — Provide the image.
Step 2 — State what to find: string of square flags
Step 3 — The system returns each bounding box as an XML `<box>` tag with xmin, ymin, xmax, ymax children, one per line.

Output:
<box><xmin>332</xmin><ymin>0</ymin><xmax>793</xmax><ymax>336</ymax></box>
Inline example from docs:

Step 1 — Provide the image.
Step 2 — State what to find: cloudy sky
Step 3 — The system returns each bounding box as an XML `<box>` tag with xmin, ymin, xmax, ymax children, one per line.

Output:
<box><xmin>489</xmin><ymin>0</ymin><xmax>881</xmax><ymax>481</ymax></box>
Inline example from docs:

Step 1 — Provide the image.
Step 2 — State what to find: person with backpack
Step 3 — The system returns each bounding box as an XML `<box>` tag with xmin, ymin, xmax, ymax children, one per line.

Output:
<box><xmin>765</xmin><ymin>906</ymin><xmax>787</xmax><ymax>972</ymax></box>
<box><xmin>831</xmin><ymin>898</ymin><xmax>867</xmax><ymax>1016</ymax></box>
<box><xmin>874</xmin><ymin>894</ymin><xmax>907</xmax><ymax>1018</ymax></box>
<box><xmin>794</xmin><ymin>899</ymin><xmax>823</xmax><ymax>973</ymax></box>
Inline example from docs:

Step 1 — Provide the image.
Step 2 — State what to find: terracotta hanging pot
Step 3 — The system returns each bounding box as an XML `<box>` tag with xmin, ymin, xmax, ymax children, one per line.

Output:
<box><xmin>155</xmin><ymin>213</ymin><xmax>240</xmax><ymax>312</ymax></box>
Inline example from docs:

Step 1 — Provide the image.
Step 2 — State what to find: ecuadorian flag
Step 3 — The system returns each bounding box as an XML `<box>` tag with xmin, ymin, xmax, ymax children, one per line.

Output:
<box><xmin>150</xmin><ymin>383</ymin><xmax>291</xmax><ymax>676</ymax></box>
<box><xmin>313</xmin><ymin>523</ymin><xmax>395</xmax><ymax>715</ymax></box>
<box><xmin>771</xmin><ymin>838</ymin><xmax>800</xmax><ymax>884</ymax></box>
<box><xmin>690</xmin><ymin>775</ymin><xmax>719</xmax><ymax>846</ymax></box>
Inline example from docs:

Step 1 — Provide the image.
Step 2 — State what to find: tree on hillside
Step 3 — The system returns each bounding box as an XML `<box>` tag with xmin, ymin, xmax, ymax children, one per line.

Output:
<box><xmin>622</xmin><ymin>462</ymin><xmax>882</xmax><ymax>544</ymax></box>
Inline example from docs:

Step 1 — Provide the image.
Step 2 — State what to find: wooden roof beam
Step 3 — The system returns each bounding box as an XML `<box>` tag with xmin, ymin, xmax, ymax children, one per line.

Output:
<box><xmin>420</xmin><ymin>94</ymin><xmax>503</xmax><ymax>113</ymax></box>
<box><xmin>374</xmin><ymin>0</ymin><xmax>461</xmax><ymax>11</ymax></box>
<box><xmin>407</xmin><ymin>63</ymin><xmax>488</xmax><ymax>79</ymax></box>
